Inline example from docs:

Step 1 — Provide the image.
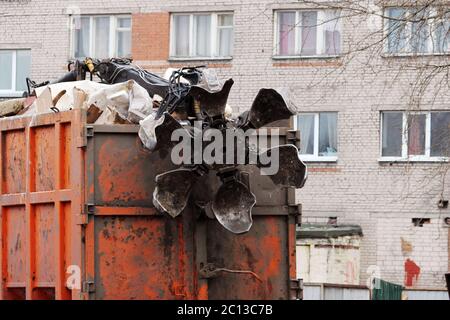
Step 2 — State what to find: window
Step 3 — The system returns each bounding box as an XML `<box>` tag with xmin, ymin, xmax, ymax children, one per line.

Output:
<box><xmin>412</xmin><ymin>218</ymin><xmax>431</xmax><ymax>227</ymax></box>
<box><xmin>0</xmin><ymin>50</ymin><xmax>31</xmax><ymax>96</ymax></box>
<box><xmin>275</xmin><ymin>10</ymin><xmax>341</xmax><ymax>57</ymax></box>
<box><xmin>294</xmin><ymin>112</ymin><xmax>338</xmax><ymax>161</ymax></box>
<box><xmin>72</xmin><ymin>15</ymin><xmax>131</xmax><ymax>59</ymax></box>
<box><xmin>381</xmin><ymin>111</ymin><xmax>450</xmax><ymax>160</ymax></box>
<box><xmin>385</xmin><ymin>7</ymin><xmax>450</xmax><ymax>54</ymax></box>
<box><xmin>170</xmin><ymin>12</ymin><xmax>234</xmax><ymax>58</ymax></box>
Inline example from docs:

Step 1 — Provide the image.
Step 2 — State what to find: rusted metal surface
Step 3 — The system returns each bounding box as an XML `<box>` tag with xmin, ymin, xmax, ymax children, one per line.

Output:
<box><xmin>0</xmin><ymin>110</ymin><xmax>85</xmax><ymax>300</ymax></box>
<box><xmin>87</xmin><ymin>127</ymin><xmax>196</xmax><ymax>299</ymax></box>
<box><xmin>0</xmin><ymin>110</ymin><xmax>298</xmax><ymax>300</ymax></box>
<box><xmin>93</xmin><ymin>213</ymin><xmax>197</xmax><ymax>299</ymax></box>
<box><xmin>205</xmin><ymin>215</ymin><xmax>293</xmax><ymax>299</ymax></box>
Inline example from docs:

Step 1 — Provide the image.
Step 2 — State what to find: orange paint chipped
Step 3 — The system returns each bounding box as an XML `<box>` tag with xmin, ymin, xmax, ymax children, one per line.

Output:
<box><xmin>0</xmin><ymin>110</ymin><xmax>85</xmax><ymax>300</ymax></box>
<box><xmin>0</xmin><ymin>110</ymin><xmax>296</xmax><ymax>300</ymax></box>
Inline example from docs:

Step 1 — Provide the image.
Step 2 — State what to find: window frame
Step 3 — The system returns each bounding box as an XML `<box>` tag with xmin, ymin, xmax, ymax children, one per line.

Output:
<box><xmin>383</xmin><ymin>6</ymin><xmax>450</xmax><ymax>56</ymax></box>
<box><xmin>273</xmin><ymin>9</ymin><xmax>342</xmax><ymax>59</ymax></box>
<box><xmin>70</xmin><ymin>14</ymin><xmax>132</xmax><ymax>59</ymax></box>
<box><xmin>379</xmin><ymin>111</ymin><xmax>450</xmax><ymax>162</ymax></box>
<box><xmin>0</xmin><ymin>49</ymin><xmax>30</xmax><ymax>98</ymax></box>
<box><xmin>293</xmin><ymin>112</ymin><xmax>338</xmax><ymax>162</ymax></box>
<box><xmin>169</xmin><ymin>12</ymin><xmax>234</xmax><ymax>60</ymax></box>
<box><xmin>115</xmin><ymin>16</ymin><xmax>132</xmax><ymax>57</ymax></box>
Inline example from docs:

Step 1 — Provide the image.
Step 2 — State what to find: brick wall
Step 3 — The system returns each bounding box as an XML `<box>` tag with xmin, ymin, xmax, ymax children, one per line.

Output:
<box><xmin>1</xmin><ymin>0</ymin><xmax>449</xmax><ymax>290</ymax></box>
<box><xmin>132</xmin><ymin>12</ymin><xmax>170</xmax><ymax>62</ymax></box>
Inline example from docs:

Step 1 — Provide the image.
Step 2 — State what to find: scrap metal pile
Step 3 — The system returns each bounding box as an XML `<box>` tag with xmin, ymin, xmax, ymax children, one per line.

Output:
<box><xmin>0</xmin><ymin>58</ymin><xmax>307</xmax><ymax>234</ymax></box>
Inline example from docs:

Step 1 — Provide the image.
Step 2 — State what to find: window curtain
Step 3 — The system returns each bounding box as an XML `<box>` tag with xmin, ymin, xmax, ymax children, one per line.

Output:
<box><xmin>0</xmin><ymin>51</ymin><xmax>12</xmax><ymax>90</ymax></box>
<box><xmin>431</xmin><ymin>112</ymin><xmax>450</xmax><ymax>156</ymax></box>
<box><xmin>435</xmin><ymin>12</ymin><xmax>450</xmax><ymax>53</ymax></box>
<box><xmin>218</xmin><ymin>28</ymin><xmax>233</xmax><ymax>56</ymax></box>
<box><xmin>319</xmin><ymin>113</ymin><xmax>337</xmax><ymax>156</ymax></box>
<box><xmin>279</xmin><ymin>12</ymin><xmax>296</xmax><ymax>55</ymax></box>
<box><xmin>117</xmin><ymin>18</ymin><xmax>131</xmax><ymax>58</ymax></box>
<box><xmin>300</xmin><ymin>11</ymin><xmax>318</xmax><ymax>55</ymax></box>
<box><xmin>387</xmin><ymin>8</ymin><xmax>408</xmax><ymax>53</ymax></box>
<box><xmin>174</xmin><ymin>15</ymin><xmax>190</xmax><ymax>56</ymax></box>
<box><xmin>382</xmin><ymin>112</ymin><xmax>403</xmax><ymax>157</ymax></box>
<box><xmin>94</xmin><ymin>17</ymin><xmax>110</xmax><ymax>59</ymax></box>
<box><xmin>411</xmin><ymin>8</ymin><xmax>431</xmax><ymax>53</ymax></box>
<box><xmin>323</xmin><ymin>10</ymin><xmax>341</xmax><ymax>55</ymax></box>
<box><xmin>15</xmin><ymin>50</ymin><xmax>31</xmax><ymax>91</ymax></box>
<box><xmin>195</xmin><ymin>15</ymin><xmax>211</xmax><ymax>56</ymax></box>
<box><xmin>407</xmin><ymin>114</ymin><xmax>426</xmax><ymax>155</ymax></box>
<box><xmin>298</xmin><ymin>115</ymin><xmax>315</xmax><ymax>155</ymax></box>
<box><xmin>117</xmin><ymin>31</ymin><xmax>131</xmax><ymax>57</ymax></box>
<box><xmin>218</xmin><ymin>15</ymin><xmax>234</xmax><ymax>57</ymax></box>
<box><xmin>74</xmin><ymin>17</ymin><xmax>90</xmax><ymax>58</ymax></box>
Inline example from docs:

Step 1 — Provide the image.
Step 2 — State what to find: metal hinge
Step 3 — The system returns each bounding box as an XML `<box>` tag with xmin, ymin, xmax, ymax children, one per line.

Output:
<box><xmin>85</xmin><ymin>204</ymin><xmax>95</xmax><ymax>215</ymax></box>
<box><xmin>77</xmin><ymin>125</ymin><xmax>94</xmax><ymax>148</ymax></box>
<box><xmin>76</xmin><ymin>204</ymin><xmax>95</xmax><ymax>225</ymax></box>
<box><xmin>290</xmin><ymin>279</ymin><xmax>303</xmax><ymax>300</ymax></box>
<box><xmin>288</xmin><ymin>204</ymin><xmax>302</xmax><ymax>225</ymax></box>
<box><xmin>82</xmin><ymin>280</ymin><xmax>95</xmax><ymax>293</ymax></box>
<box><xmin>86</xmin><ymin>125</ymin><xmax>94</xmax><ymax>138</ymax></box>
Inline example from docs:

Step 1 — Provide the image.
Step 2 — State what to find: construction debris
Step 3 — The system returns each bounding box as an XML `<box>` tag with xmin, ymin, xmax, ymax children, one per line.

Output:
<box><xmin>0</xmin><ymin>57</ymin><xmax>307</xmax><ymax>234</ymax></box>
<box><xmin>73</xmin><ymin>87</ymin><xmax>88</xmax><ymax>109</ymax></box>
<box><xmin>85</xmin><ymin>80</ymin><xmax>153</xmax><ymax>123</ymax></box>
<box><xmin>95</xmin><ymin>105</ymin><xmax>132</xmax><ymax>125</ymax></box>
<box><xmin>5</xmin><ymin>78</ymin><xmax>153</xmax><ymax>125</ymax></box>
<box><xmin>35</xmin><ymin>86</ymin><xmax>54</xmax><ymax>114</ymax></box>
<box><xmin>0</xmin><ymin>98</ymin><xmax>26</xmax><ymax>117</ymax></box>
<box><xmin>86</xmin><ymin>104</ymin><xmax>103</xmax><ymax>124</ymax></box>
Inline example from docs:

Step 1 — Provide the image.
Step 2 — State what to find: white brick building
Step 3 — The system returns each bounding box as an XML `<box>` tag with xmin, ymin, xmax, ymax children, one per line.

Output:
<box><xmin>1</xmin><ymin>0</ymin><xmax>449</xmax><ymax>290</ymax></box>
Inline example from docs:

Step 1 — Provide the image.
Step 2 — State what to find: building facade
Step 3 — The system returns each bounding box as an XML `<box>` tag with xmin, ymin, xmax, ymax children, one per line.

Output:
<box><xmin>1</xmin><ymin>0</ymin><xmax>450</xmax><ymax>291</ymax></box>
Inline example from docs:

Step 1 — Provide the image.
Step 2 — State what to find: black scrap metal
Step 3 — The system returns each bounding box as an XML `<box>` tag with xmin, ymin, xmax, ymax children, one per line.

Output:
<box><xmin>26</xmin><ymin>57</ymin><xmax>308</xmax><ymax>234</ymax></box>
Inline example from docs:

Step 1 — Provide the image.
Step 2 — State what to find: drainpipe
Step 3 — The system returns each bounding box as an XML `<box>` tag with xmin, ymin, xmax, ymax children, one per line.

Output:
<box><xmin>446</xmin><ymin>273</ymin><xmax>450</xmax><ymax>299</ymax></box>
<box><xmin>447</xmin><ymin>225</ymin><xmax>450</xmax><ymax>298</ymax></box>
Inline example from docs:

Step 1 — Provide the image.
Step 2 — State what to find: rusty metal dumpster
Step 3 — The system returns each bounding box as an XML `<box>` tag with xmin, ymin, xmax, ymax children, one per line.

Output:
<box><xmin>0</xmin><ymin>109</ymin><xmax>301</xmax><ymax>300</ymax></box>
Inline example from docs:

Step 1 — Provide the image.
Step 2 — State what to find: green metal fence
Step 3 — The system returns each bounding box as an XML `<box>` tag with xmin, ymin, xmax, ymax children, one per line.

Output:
<box><xmin>372</xmin><ymin>278</ymin><xmax>404</xmax><ymax>300</ymax></box>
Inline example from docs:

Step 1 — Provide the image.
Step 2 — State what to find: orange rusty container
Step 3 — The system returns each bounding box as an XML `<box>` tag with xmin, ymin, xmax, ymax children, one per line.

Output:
<box><xmin>0</xmin><ymin>109</ymin><xmax>301</xmax><ymax>300</ymax></box>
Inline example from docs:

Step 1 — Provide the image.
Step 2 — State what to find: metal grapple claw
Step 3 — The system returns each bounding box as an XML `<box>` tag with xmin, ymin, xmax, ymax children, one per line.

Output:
<box><xmin>211</xmin><ymin>179</ymin><xmax>256</xmax><ymax>234</ymax></box>
<box><xmin>258</xmin><ymin>144</ymin><xmax>307</xmax><ymax>188</ymax></box>
<box><xmin>189</xmin><ymin>79</ymin><xmax>234</xmax><ymax>118</ymax></box>
<box><xmin>153</xmin><ymin>168</ymin><xmax>197</xmax><ymax>217</ymax></box>
<box><xmin>237</xmin><ymin>88</ymin><xmax>295</xmax><ymax>129</ymax></box>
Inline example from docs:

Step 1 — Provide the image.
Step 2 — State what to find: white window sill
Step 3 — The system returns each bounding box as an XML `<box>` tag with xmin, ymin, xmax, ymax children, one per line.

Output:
<box><xmin>0</xmin><ymin>91</ymin><xmax>25</xmax><ymax>98</ymax></box>
<box><xmin>299</xmin><ymin>156</ymin><xmax>338</xmax><ymax>163</ymax></box>
<box><xmin>378</xmin><ymin>157</ymin><xmax>449</xmax><ymax>163</ymax></box>
<box><xmin>168</xmin><ymin>56</ymin><xmax>233</xmax><ymax>62</ymax></box>
<box><xmin>272</xmin><ymin>55</ymin><xmax>341</xmax><ymax>60</ymax></box>
<box><xmin>382</xmin><ymin>52</ymin><xmax>450</xmax><ymax>58</ymax></box>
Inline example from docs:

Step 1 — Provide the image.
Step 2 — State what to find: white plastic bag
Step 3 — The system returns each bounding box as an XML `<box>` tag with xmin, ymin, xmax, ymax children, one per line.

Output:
<box><xmin>138</xmin><ymin>113</ymin><xmax>161</xmax><ymax>150</ymax></box>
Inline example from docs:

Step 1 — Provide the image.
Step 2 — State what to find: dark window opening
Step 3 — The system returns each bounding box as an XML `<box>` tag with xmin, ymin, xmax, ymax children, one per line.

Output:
<box><xmin>412</xmin><ymin>218</ymin><xmax>431</xmax><ymax>227</ymax></box>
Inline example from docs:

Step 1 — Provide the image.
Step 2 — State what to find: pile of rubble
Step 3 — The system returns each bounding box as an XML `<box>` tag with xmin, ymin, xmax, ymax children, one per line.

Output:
<box><xmin>0</xmin><ymin>59</ymin><xmax>233</xmax><ymax>148</ymax></box>
<box><xmin>5</xmin><ymin>80</ymin><xmax>152</xmax><ymax>123</ymax></box>
<box><xmin>0</xmin><ymin>58</ymin><xmax>307</xmax><ymax>234</ymax></box>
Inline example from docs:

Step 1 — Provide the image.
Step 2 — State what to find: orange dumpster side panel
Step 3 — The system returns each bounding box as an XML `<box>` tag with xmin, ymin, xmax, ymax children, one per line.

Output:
<box><xmin>84</xmin><ymin>127</ymin><xmax>198</xmax><ymax>300</ymax></box>
<box><xmin>0</xmin><ymin>110</ymin><xmax>299</xmax><ymax>300</ymax></box>
<box><xmin>0</xmin><ymin>110</ymin><xmax>85</xmax><ymax>300</ymax></box>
